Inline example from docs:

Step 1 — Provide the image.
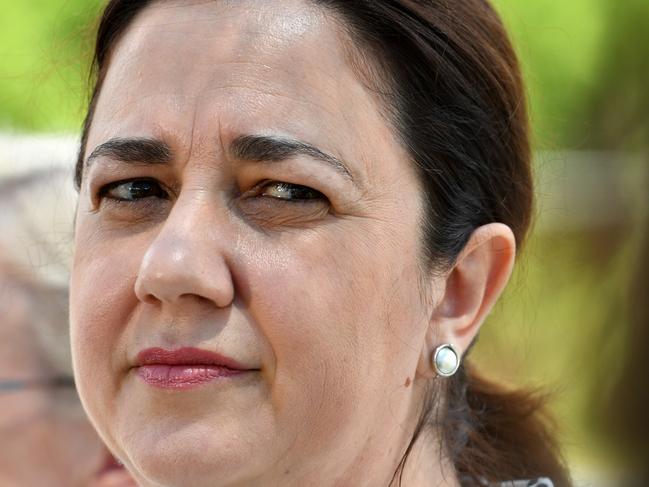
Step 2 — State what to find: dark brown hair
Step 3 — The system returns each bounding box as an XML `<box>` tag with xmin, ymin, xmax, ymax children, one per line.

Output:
<box><xmin>76</xmin><ymin>1</ymin><xmax>571</xmax><ymax>485</ymax></box>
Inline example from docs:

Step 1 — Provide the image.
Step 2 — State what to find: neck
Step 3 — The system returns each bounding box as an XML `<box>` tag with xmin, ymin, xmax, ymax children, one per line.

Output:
<box><xmin>329</xmin><ymin>420</ymin><xmax>459</xmax><ymax>487</ymax></box>
<box><xmin>391</xmin><ymin>429</ymin><xmax>459</xmax><ymax>487</ymax></box>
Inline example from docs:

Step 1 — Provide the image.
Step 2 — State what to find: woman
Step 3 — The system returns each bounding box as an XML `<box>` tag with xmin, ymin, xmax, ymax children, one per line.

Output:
<box><xmin>70</xmin><ymin>1</ymin><xmax>570</xmax><ymax>485</ymax></box>
<box><xmin>0</xmin><ymin>167</ymin><xmax>134</xmax><ymax>486</ymax></box>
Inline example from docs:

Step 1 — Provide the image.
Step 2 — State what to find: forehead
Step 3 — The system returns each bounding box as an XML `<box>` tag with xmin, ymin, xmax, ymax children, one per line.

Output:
<box><xmin>87</xmin><ymin>0</ymin><xmax>406</xmax><ymax>184</ymax></box>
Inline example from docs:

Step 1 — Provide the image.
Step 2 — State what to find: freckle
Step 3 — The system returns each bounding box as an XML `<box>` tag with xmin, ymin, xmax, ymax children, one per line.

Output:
<box><xmin>404</xmin><ymin>377</ymin><xmax>411</xmax><ymax>387</ymax></box>
<box><xmin>284</xmin><ymin>469</ymin><xmax>290</xmax><ymax>475</ymax></box>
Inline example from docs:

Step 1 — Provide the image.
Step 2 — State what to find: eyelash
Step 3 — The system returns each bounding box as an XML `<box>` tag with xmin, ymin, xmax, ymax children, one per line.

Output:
<box><xmin>97</xmin><ymin>179</ymin><xmax>326</xmax><ymax>204</ymax></box>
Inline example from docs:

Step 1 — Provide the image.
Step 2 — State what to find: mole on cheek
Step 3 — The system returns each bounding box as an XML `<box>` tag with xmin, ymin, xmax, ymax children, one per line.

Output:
<box><xmin>404</xmin><ymin>377</ymin><xmax>411</xmax><ymax>387</ymax></box>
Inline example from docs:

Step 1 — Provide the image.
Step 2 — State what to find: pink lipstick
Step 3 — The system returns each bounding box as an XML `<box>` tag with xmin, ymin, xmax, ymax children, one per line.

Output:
<box><xmin>134</xmin><ymin>347</ymin><xmax>254</xmax><ymax>390</ymax></box>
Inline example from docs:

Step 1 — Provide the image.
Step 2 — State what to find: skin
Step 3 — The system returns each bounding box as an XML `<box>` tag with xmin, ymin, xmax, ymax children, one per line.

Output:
<box><xmin>70</xmin><ymin>1</ymin><xmax>516</xmax><ymax>486</ymax></box>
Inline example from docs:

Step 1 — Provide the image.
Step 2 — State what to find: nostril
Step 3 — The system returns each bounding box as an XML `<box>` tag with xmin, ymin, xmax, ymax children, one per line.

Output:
<box><xmin>141</xmin><ymin>292</ymin><xmax>161</xmax><ymax>306</ymax></box>
<box><xmin>133</xmin><ymin>273</ymin><xmax>165</xmax><ymax>306</ymax></box>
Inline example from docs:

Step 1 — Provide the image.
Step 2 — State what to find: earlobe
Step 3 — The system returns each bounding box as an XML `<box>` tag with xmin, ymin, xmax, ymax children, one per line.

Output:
<box><xmin>417</xmin><ymin>223</ymin><xmax>516</xmax><ymax>376</ymax></box>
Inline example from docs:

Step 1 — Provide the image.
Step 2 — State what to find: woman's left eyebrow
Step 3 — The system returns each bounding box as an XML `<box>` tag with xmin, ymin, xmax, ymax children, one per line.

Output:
<box><xmin>229</xmin><ymin>134</ymin><xmax>356</xmax><ymax>186</ymax></box>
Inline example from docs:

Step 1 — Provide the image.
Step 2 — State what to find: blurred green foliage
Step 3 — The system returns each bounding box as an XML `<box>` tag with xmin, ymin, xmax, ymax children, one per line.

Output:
<box><xmin>493</xmin><ymin>0</ymin><xmax>605</xmax><ymax>148</ymax></box>
<box><xmin>0</xmin><ymin>0</ymin><xmax>102</xmax><ymax>131</ymax></box>
<box><xmin>580</xmin><ymin>0</ymin><xmax>649</xmax><ymax>150</ymax></box>
<box><xmin>493</xmin><ymin>0</ymin><xmax>649</xmax><ymax>150</ymax></box>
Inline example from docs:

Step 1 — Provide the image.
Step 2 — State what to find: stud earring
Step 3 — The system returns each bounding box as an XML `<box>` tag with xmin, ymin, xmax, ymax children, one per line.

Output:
<box><xmin>432</xmin><ymin>343</ymin><xmax>460</xmax><ymax>377</ymax></box>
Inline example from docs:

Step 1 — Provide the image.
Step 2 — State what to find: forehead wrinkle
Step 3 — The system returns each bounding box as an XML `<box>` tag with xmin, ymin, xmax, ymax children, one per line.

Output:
<box><xmin>206</xmin><ymin>83</ymin><xmax>344</xmax><ymax>123</ymax></box>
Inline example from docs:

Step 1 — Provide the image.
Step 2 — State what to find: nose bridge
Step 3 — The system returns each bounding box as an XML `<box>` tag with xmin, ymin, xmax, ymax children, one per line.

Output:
<box><xmin>134</xmin><ymin>191</ymin><xmax>235</xmax><ymax>308</ymax></box>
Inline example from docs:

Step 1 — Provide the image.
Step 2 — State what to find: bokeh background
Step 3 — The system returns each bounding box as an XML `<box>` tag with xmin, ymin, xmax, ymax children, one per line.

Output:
<box><xmin>1</xmin><ymin>0</ymin><xmax>647</xmax><ymax>485</ymax></box>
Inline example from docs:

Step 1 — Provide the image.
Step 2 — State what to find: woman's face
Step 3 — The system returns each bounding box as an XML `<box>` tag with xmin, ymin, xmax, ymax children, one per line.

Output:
<box><xmin>70</xmin><ymin>1</ymin><xmax>437</xmax><ymax>485</ymax></box>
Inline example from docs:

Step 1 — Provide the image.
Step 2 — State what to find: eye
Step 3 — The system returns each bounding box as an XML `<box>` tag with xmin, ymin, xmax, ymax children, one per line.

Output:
<box><xmin>257</xmin><ymin>181</ymin><xmax>325</xmax><ymax>202</ymax></box>
<box><xmin>99</xmin><ymin>179</ymin><xmax>169</xmax><ymax>202</ymax></box>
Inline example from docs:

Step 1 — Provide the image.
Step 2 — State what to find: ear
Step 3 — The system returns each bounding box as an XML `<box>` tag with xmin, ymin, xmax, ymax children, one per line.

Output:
<box><xmin>416</xmin><ymin>223</ymin><xmax>516</xmax><ymax>377</ymax></box>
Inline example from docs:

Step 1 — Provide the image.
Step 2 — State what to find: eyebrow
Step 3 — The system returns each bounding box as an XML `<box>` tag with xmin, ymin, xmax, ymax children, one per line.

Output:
<box><xmin>86</xmin><ymin>137</ymin><xmax>172</xmax><ymax>166</ymax></box>
<box><xmin>85</xmin><ymin>134</ymin><xmax>355</xmax><ymax>184</ymax></box>
<box><xmin>230</xmin><ymin>134</ymin><xmax>354</xmax><ymax>183</ymax></box>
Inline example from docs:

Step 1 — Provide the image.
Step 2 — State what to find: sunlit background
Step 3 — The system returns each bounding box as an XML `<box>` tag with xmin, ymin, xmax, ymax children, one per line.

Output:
<box><xmin>1</xmin><ymin>1</ymin><xmax>647</xmax><ymax>485</ymax></box>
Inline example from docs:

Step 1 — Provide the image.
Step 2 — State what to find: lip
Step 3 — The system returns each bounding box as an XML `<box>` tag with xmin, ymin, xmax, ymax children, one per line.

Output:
<box><xmin>134</xmin><ymin>347</ymin><xmax>256</xmax><ymax>390</ymax></box>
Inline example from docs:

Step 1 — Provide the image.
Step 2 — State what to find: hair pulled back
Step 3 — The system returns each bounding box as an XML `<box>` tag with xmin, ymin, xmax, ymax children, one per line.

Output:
<box><xmin>76</xmin><ymin>1</ymin><xmax>571</xmax><ymax>485</ymax></box>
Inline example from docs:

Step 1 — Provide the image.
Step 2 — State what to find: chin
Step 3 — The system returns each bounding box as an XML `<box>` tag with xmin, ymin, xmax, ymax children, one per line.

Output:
<box><xmin>120</xmin><ymin>421</ymin><xmax>261</xmax><ymax>487</ymax></box>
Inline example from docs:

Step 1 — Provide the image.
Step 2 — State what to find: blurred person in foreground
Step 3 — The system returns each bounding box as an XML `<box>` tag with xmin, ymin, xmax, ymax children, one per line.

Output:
<box><xmin>0</xmin><ymin>167</ymin><xmax>135</xmax><ymax>486</ymax></box>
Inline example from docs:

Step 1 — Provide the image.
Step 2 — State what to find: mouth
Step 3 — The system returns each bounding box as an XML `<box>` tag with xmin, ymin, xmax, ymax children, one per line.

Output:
<box><xmin>133</xmin><ymin>347</ymin><xmax>257</xmax><ymax>390</ymax></box>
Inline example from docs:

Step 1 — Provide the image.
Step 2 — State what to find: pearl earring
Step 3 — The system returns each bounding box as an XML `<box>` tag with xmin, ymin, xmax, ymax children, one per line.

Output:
<box><xmin>432</xmin><ymin>344</ymin><xmax>460</xmax><ymax>377</ymax></box>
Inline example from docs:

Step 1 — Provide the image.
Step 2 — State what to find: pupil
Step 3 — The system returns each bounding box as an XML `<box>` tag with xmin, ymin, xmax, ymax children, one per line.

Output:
<box><xmin>129</xmin><ymin>181</ymin><xmax>154</xmax><ymax>199</ymax></box>
<box><xmin>284</xmin><ymin>184</ymin><xmax>316</xmax><ymax>199</ymax></box>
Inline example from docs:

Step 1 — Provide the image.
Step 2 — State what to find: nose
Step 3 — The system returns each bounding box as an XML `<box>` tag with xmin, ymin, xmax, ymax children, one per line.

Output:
<box><xmin>133</xmin><ymin>198</ymin><xmax>235</xmax><ymax>309</ymax></box>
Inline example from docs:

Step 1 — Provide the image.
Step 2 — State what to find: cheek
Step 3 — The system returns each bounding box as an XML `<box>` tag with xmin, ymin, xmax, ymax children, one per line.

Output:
<box><xmin>70</xmin><ymin>230</ymin><xmax>143</xmax><ymax>426</ymax></box>
<box><xmin>240</xmin><ymin>224</ymin><xmax>424</xmax><ymax>440</ymax></box>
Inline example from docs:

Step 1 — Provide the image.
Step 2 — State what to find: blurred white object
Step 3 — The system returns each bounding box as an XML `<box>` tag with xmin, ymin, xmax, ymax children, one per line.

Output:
<box><xmin>0</xmin><ymin>132</ymin><xmax>79</xmax><ymax>178</ymax></box>
<box><xmin>0</xmin><ymin>132</ymin><xmax>78</xmax><ymax>287</ymax></box>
